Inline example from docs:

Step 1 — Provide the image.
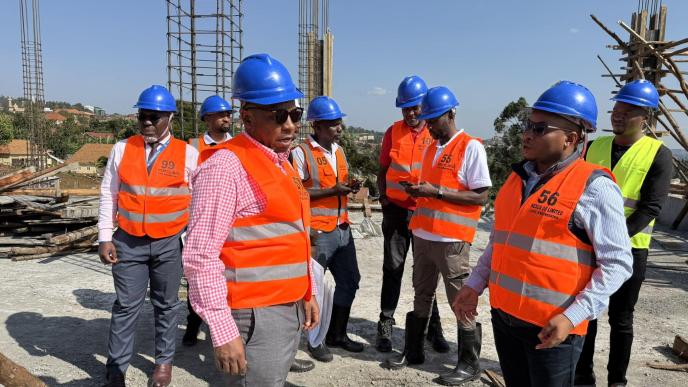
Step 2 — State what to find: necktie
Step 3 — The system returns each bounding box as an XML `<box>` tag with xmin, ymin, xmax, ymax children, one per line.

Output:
<box><xmin>147</xmin><ymin>143</ymin><xmax>159</xmax><ymax>173</ymax></box>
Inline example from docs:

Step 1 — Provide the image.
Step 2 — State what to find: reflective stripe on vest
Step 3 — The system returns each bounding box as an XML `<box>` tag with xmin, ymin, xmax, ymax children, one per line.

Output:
<box><xmin>226</xmin><ymin>219</ymin><xmax>306</xmax><ymax>242</ymax></box>
<box><xmin>297</xmin><ymin>141</ymin><xmax>349</xmax><ymax>232</ymax></box>
<box><xmin>224</xmin><ymin>261</ymin><xmax>309</xmax><ymax>283</ymax></box>
<box><xmin>586</xmin><ymin>135</ymin><xmax>661</xmax><ymax>249</ymax></box>
<box><xmin>219</xmin><ymin>134</ymin><xmax>311</xmax><ymax>309</ymax></box>
<box><xmin>493</xmin><ymin>230</ymin><xmax>596</xmax><ymax>268</ymax></box>
<box><xmin>117</xmin><ymin>135</ymin><xmax>190</xmax><ymax>238</ymax></box>
<box><xmin>408</xmin><ymin>132</ymin><xmax>483</xmax><ymax>242</ymax></box>
<box><xmin>489</xmin><ymin>271</ymin><xmax>576</xmax><ymax>310</ymax></box>
<box><xmin>385</xmin><ymin>120</ymin><xmax>432</xmax><ymax>204</ymax></box>
<box><xmin>489</xmin><ymin>159</ymin><xmax>609</xmax><ymax>335</ymax></box>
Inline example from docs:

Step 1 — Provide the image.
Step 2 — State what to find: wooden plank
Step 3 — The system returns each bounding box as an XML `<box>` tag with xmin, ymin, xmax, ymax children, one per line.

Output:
<box><xmin>48</xmin><ymin>225</ymin><xmax>98</xmax><ymax>245</ymax></box>
<box><xmin>0</xmin><ymin>163</ymin><xmax>77</xmax><ymax>193</ymax></box>
<box><xmin>0</xmin><ymin>351</ymin><xmax>46</xmax><ymax>387</ymax></box>
<box><xmin>0</xmin><ymin>167</ymin><xmax>36</xmax><ymax>188</ymax></box>
<box><xmin>484</xmin><ymin>369</ymin><xmax>506</xmax><ymax>387</ymax></box>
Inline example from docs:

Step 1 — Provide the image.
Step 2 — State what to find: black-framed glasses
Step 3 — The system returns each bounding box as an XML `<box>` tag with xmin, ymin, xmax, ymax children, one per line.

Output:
<box><xmin>522</xmin><ymin>120</ymin><xmax>574</xmax><ymax>136</ymax></box>
<box><xmin>137</xmin><ymin>112</ymin><xmax>170</xmax><ymax>123</ymax></box>
<box><xmin>244</xmin><ymin>106</ymin><xmax>304</xmax><ymax>124</ymax></box>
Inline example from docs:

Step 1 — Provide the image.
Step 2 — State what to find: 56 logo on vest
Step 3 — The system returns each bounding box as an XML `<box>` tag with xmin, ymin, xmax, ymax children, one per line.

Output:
<box><xmin>529</xmin><ymin>190</ymin><xmax>563</xmax><ymax>219</ymax></box>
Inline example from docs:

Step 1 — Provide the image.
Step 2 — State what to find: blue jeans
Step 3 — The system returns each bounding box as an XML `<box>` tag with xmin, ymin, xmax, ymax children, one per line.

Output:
<box><xmin>313</xmin><ymin>224</ymin><xmax>360</xmax><ymax>307</ymax></box>
<box><xmin>491</xmin><ymin>309</ymin><xmax>585</xmax><ymax>387</ymax></box>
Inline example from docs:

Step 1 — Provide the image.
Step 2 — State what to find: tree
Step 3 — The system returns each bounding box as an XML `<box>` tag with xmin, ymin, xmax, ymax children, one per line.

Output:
<box><xmin>338</xmin><ymin>128</ymin><xmax>381</xmax><ymax>196</ymax></box>
<box><xmin>485</xmin><ymin>97</ymin><xmax>529</xmax><ymax>205</ymax></box>
<box><xmin>0</xmin><ymin>113</ymin><xmax>14</xmax><ymax>145</ymax></box>
<box><xmin>46</xmin><ymin>116</ymin><xmax>86</xmax><ymax>159</ymax></box>
<box><xmin>96</xmin><ymin>156</ymin><xmax>109</xmax><ymax>169</ymax></box>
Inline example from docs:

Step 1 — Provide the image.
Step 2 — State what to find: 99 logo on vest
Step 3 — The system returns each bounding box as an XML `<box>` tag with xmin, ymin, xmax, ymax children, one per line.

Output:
<box><xmin>161</xmin><ymin>160</ymin><xmax>176</xmax><ymax>170</ymax></box>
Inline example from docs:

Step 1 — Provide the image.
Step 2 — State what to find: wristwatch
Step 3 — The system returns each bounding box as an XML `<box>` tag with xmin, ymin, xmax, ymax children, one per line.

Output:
<box><xmin>436</xmin><ymin>188</ymin><xmax>444</xmax><ymax>199</ymax></box>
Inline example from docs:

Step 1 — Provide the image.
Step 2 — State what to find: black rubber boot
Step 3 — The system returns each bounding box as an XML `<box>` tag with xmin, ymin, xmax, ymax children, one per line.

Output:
<box><xmin>325</xmin><ymin>305</ymin><xmax>364</xmax><ymax>352</ymax></box>
<box><xmin>427</xmin><ymin>305</ymin><xmax>450</xmax><ymax>353</ymax></box>
<box><xmin>384</xmin><ymin>312</ymin><xmax>428</xmax><ymax>370</ymax></box>
<box><xmin>376</xmin><ymin>316</ymin><xmax>394</xmax><ymax>353</ymax></box>
<box><xmin>437</xmin><ymin>323</ymin><xmax>482</xmax><ymax>386</ymax></box>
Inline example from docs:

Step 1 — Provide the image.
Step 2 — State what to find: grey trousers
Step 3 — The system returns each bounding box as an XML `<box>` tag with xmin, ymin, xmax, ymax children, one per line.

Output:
<box><xmin>226</xmin><ymin>302</ymin><xmax>303</xmax><ymax>386</ymax></box>
<box><xmin>106</xmin><ymin>229</ymin><xmax>184</xmax><ymax>375</ymax></box>
<box><xmin>412</xmin><ymin>235</ymin><xmax>475</xmax><ymax>330</ymax></box>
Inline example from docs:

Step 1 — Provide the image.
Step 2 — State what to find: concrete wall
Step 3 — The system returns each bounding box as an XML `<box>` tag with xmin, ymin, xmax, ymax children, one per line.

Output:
<box><xmin>657</xmin><ymin>194</ymin><xmax>688</xmax><ymax>231</ymax></box>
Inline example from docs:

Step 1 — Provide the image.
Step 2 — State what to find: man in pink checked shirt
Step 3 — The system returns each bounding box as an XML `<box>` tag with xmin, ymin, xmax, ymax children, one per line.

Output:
<box><xmin>182</xmin><ymin>53</ymin><xmax>319</xmax><ymax>386</ymax></box>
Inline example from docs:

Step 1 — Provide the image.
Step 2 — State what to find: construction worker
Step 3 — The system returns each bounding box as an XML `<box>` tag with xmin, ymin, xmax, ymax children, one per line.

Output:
<box><xmin>183</xmin><ymin>94</ymin><xmax>233</xmax><ymax>347</ymax></box>
<box><xmin>385</xmin><ymin>86</ymin><xmax>491</xmax><ymax>386</ymax></box>
<box><xmin>576</xmin><ymin>80</ymin><xmax>674</xmax><ymax>386</ymax></box>
<box><xmin>377</xmin><ymin>75</ymin><xmax>448</xmax><ymax>354</ymax></box>
<box><xmin>182</xmin><ymin>53</ymin><xmax>319</xmax><ymax>386</ymax></box>
<box><xmin>291</xmin><ymin>96</ymin><xmax>364</xmax><ymax>363</ymax></box>
<box><xmin>98</xmin><ymin>85</ymin><xmax>198</xmax><ymax>387</ymax></box>
<box><xmin>454</xmin><ymin>81</ymin><xmax>634</xmax><ymax>386</ymax></box>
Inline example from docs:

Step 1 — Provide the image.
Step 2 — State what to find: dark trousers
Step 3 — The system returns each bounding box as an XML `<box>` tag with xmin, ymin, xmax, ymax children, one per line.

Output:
<box><xmin>106</xmin><ymin>229</ymin><xmax>184</xmax><ymax>375</ymax></box>
<box><xmin>313</xmin><ymin>224</ymin><xmax>361</xmax><ymax>307</ymax></box>
<box><xmin>492</xmin><ymin>309</ymin><xmax>584</xmax><ymax>387</ymax></box>
<box><xmin>186</xmin><ymin>296</ymin><xmax>202</xmax><ymax>330</ymax></box>
<box><xmin>576</xmin><ymin>248</ymin><xmax>648</xmax><ymax>386</ymax></box>
<box><xmin>379</xmin><ymin>202</ymin><xmax>439</xmax><ymax>321</ymax></box>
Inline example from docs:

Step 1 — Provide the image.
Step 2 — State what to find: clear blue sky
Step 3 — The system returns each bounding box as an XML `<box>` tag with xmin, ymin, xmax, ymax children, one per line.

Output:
<box><xmin>1</xmin><ymin>0</ymin><xmax>686</xmax><ymax>146</ymax></box>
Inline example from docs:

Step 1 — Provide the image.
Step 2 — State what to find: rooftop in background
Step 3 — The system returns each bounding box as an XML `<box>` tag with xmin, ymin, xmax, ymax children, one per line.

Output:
<box><xmin>0</xmin><ymin>139</ymin><xmax>32</xmax><ymax>156</ymax></box>
<box><xmin>66</xmin><ymin>143</ymin><xmax>113</xmax><ymax>165</ymax></box>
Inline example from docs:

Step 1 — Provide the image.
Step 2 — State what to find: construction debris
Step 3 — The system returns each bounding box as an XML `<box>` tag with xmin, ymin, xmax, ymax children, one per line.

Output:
<box><xmin>0</xmin><ymin>351</ymin><xmax>47</xmax><ymax>387</ymax></box>
<box><xmin>0</xmin><ymin>195</ymin><xmax>99</xmax><ymax>261</ymax></box>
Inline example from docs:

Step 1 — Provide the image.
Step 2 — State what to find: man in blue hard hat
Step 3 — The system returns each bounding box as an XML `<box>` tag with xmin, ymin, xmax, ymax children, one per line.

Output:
<box><xmin>376</xmin><ymin>75</ymin><xmax>449</xmax><ymax>354</ymax></box>
<box><xmin>384</xmin><ymin>86</ymin><xmax>491</xmax><ymax>387</ymax></box>
<box><xmin>577</xmin><ymin>80</ymin><xmax>673</xmax><ymax>387</ymax></box>
<box><xmin>291</xmin><ymin>96</ymin><xmax>364</xmax><ymax>363</ymax></box>
<box><xmin>454</xmin><ymin>81</ymin><xmax>633</xmax><ymax>386</ymax></box>
<box><xmin>99</xmin><ymin>85</ymin><xmax>199</xmax><ymax>387</ymax></box>
<box><xmin>182</xmin><ymin>53</ymin><xmax>320</xmax><ymax>386</ymax></box>
<box><xmin>183</xmin><ymin>95</ymin><xmax>233</xmax><ymax>347</ymax></box>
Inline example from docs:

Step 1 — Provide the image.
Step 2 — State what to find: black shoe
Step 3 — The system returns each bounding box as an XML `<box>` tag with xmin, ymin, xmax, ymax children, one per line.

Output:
<box><xmin>182</xmin><ymin>324</ymin><xmax>200</xmax><ymax>346</ymax></box>
<box><xmin>289</xmin><ymin>358</ymin><xmax>315</xmax><ymax>373</ymax></box>
<box><xmin>325</xmin><ymin>305</ymin><xmax>365</xmax><ymax>353</ymax></box>
<box><xmin>573</xmin><ymin>372</ymin><xmax>596</xmax><ymax>386</ymax></box>
<box><xmin>384</xmin><ymin>312</ymin><xmax>428</xmax><ymax>370</ymax></box>
<box><xmin>436</xmin><ymin>323</ymin><xmax>482</xmax><ymax>386</ymax></box>
<box><xmin>308</xmin><ymin>342</ymin><xmax>334</xmax><ymax>362</ymax></box>
<box><xmin>427</xmin><ymin>313</ymin><xmax>450</xmax><ymax>353</ymax></box>
<box><xmin>103</xmin><ymin>371</ymin><xmax>126</xmax><ymax>387</ymax></box>
<box><xmin>376</xmin><ymin>317</ymin><xmax>394</xmax><ymax>353</ymax></box>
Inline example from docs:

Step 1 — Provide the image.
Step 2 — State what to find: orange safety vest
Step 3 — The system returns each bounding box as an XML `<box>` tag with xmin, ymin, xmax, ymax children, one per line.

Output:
<box><xmin>219</xmin><ymin>134</ymin><xmax>312</xmax><ymax>309</ymax></box>
<box><xmin>117</xmin><ymin>135</ymin><xmax>191</xmax><ymax>238</ymax></box>
<box><xmin>409</xmin><ymin>132</ymin><xmax>482</xmax><ymax>243</ymax></box>
<box><xmin>385</xmin><ymin>120</ymin><xmax>433</xmax><ymax>204</ymax></box>
<box><xmin>489</xmin><ymin>159</ymin><xmax>611</xmax><ymax>335</ymax></box>
<box><xmin>295</xmin><ymin>141</ymin><xmax>349</xmax><ymax>232</ymax></box>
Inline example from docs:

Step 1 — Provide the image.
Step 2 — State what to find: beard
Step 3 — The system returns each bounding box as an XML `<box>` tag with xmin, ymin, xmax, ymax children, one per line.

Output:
<box><xmin>143</xmin><ymin>127</ymin><xmax>169</xmax><ymax>144</ymax></box>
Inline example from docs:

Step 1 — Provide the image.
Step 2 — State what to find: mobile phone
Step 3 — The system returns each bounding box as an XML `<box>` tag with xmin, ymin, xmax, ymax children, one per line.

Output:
<box><xmin>399</xmin><ymin>181</ymin><xmax>412</xmax><ymax>187</ymax></box>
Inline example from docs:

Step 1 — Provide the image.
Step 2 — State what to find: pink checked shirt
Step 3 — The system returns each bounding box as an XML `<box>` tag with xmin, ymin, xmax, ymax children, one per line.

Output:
<box><xmin>182</xmin><ymin>132</ymin><xmax>317</xmax><ymax>347</ymax></box>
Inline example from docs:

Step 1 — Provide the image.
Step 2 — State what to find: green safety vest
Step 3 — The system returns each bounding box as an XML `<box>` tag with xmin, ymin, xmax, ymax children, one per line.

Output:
<box><xmin>586</xmin><ymin>135</ymin><xmax>662</xmax><ymax>249</ymax></box>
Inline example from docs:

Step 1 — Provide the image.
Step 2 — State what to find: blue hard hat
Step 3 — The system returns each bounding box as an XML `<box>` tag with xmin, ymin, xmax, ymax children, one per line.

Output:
<box><xmin>612</xmin><ymin>79</ymin><xmax>659</xmax><ymax>109</ymax></box>
<box><xmin>307</xmin><ymin>96</ymin><xmax>346</xmax><ymax>121</ymax></box>
<box><xmin>232</xmin><ymin>53</ymin><xmax>304</xmax><ymax>105</ymax></box>
<box><xmin>532</xmin><ymin>81</ymin><xmax>598</xmax><ymax>131</ymax></box>
<box><xmin>417</xmin><ymin>86</ymin><xmax>459</xmax><ymax>120</ymax></box>
<box><xmin>396</xmin><ymin>75</ymin><xmax>428</xmax><ymax>108</ymax></box>
<box><xmin>133</xmin><ymin>85</ymin><xmax>176</xmax><ymax>112</ymax></box>
<box><xmin>200</xmin><ymin>95</ymin><xmax>233</xmax><ymax>120</ymax></box>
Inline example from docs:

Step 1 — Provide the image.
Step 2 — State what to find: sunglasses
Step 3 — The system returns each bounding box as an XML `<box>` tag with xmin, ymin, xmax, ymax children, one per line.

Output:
<box><xmin>244</xmin><ymin>106</ymin><xmax>304</xmax><ymax>124</ymax></box>
<box><xmin>522</xmin><ymin>120</ymin><xmax>575</xmax><ymax>136</ymax></box>
<box><xmin>137</xmin><ymin>112</ymin><xmax>170</xmax><ymax>123</ymax></box>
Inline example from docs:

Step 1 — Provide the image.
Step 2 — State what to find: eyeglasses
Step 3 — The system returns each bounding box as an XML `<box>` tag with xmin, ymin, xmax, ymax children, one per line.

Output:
<box><xmin>522</xmin><ymin>120</ymin><xmax>575</xmax><ymax>136</ymax></box>
<box><xmin>137</xmin><ymin>112</ymin><xmax>170</xmax><ymax>123</ymax></box>
<box><xmin>244</xmin><ymin>106</ymin><xmax>304</xmax><ymax>124</ymax></box>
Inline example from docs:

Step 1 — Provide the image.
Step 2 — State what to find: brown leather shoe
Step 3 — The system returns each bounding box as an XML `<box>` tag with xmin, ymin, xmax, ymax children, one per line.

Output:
<box><xmin>149</xmin><ymin>364</ymin><xmax>172</xmax><ymax>387</ymax></box>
